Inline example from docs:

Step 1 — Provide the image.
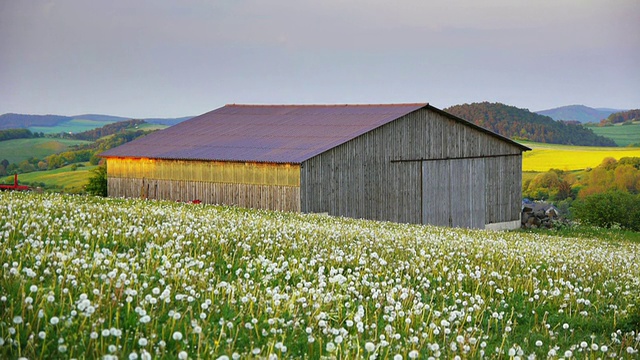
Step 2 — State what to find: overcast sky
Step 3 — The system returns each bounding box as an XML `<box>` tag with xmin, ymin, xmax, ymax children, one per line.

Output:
<box><xmin>1</xmin><ymin>0</ymin><xmax>638</xmax><ymax>118</ymax></box>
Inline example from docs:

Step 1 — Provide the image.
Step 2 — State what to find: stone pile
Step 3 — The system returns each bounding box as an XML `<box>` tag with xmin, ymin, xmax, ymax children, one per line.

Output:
<box><xmin>521</xmin><ymin>201</ymin><xmax>560</xmax><ymax>229</ymax></box>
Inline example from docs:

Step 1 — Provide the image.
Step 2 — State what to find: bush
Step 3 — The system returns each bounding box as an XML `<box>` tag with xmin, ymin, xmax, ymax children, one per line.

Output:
<box><xmin>85</xmin><ymin>166</ymin><xmax>107</xmax><ymax>197</ymax></box>
<box><xmin>572</xmin><ymin>191</ymin><xmax>640</xmax><ymax>230</ymax></box>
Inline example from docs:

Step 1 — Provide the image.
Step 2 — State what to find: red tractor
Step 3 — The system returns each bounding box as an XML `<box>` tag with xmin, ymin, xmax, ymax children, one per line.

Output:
<box><xmin>0</xmin><ymin>174</ymin><xmax>31</xmax><ymax>191</ymax></box>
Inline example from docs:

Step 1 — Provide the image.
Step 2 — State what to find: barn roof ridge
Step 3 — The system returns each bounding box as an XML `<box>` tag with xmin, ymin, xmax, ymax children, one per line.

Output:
<box><xmin>224</xmin><ymin>103</ymin><xmax>429</xmax><ymax>107</ymax></box>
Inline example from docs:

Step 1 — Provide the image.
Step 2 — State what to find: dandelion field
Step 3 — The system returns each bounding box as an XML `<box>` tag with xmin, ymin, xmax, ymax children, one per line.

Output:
<box><xmin>1</xmin><ymin>192</ymin><xmax>639</xmax><ymax>359</ymax></box>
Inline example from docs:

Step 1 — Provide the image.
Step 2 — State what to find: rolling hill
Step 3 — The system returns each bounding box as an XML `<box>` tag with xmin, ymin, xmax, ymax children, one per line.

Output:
<box><xmin>0</xmin><ymin>113</ymin><xmax>192</xmax><ymax>133</ymax></box>
<box><xmin>445</xmin><ymin>102</ymin><xmax>617</xmax><ymax>146</ymax></box>
<box><xmin>0</xmin><ymin>114</ymin><xmax>72</xmax><ymax>130</ymax></box>
<box><xmin>535</xmin><ymin>105</ymin><xmax>622</xmax><ymax>123</ymax></box>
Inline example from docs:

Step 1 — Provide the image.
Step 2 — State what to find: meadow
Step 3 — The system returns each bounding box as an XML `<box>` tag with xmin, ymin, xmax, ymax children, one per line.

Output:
<box><xmin>520</xmin><ymin>141</ymin><xmax>640</xmax><ymax>172</ymax></box>
<box><xmin>1</xmin><ymin>192</ymin><xmax>639</xmax><ymax>359</ymax></box>
<box><xmin>589</xmin><ymin>122</ymin><xmax>640</xmax><ymax>147</ymax></box>
<box><xmin>0</xmin><ymin>138</ymin><xmax>91</xmax><ymax>165</ymax></box>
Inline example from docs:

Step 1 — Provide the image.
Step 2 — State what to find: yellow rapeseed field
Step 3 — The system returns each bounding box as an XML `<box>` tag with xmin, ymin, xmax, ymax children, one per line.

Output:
<box><xmin>520</xmin><ymin>141</ymin><xmax>640</xmax><ymax>172</ymax></box>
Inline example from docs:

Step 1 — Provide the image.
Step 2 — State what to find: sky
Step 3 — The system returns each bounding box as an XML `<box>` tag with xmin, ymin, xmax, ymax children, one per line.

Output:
<box><xmin>1</xmin><ymin>0</ymin><xmax>639</xmax><ymax>118</ymax></box>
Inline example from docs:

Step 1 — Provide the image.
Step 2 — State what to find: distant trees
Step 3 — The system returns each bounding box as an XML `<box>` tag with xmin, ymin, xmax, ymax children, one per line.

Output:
<box><xmin>69</xmin><ymin>119</ymin><xmax>146</xmax><ymax>141</ymax></box>
<box><xmin>0</xmin><ymin>128</ymin><xmax>34</xmax><ymax>141</ymax></box>
<box><xmin>445</xmin><ymin>102</ymin><xmax>617</xmax><ymax>146</ymax></box>
<box><xmin>600</xmin><ymin>109</ymin><xmax>640</xmax><ymax>126</ymax></box>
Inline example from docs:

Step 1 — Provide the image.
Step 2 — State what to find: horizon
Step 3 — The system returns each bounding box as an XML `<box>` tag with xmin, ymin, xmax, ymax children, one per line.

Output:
<box><xmin>1</xmin><ymin>103</ymin><xmax>633</xmax><ymax>120</ymax></box>
<box><xmin>1</xmin><ymin>1</ymin><xmax>638</xmax><ymax>118</ymax></box>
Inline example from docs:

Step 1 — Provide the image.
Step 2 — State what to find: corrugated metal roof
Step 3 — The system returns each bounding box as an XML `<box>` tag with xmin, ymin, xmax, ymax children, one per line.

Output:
<box><xmin>99</xmin><ymin>103</ymin><xmax>429</xmax><ymax>163</ymax></box>
<box><xmin>99</xmin><ymin>103</ymin><xmax>529</xmax><ymax>163</ymax></box>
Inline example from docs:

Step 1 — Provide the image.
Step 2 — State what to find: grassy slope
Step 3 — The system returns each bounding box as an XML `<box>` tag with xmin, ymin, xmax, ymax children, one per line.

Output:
<box><xmin>29</xmin><ymin>118</ymin><xmax>116</xmax><ymax>134</ymax></box>
<box><xmin>0</xmin><ymin>138</ymin><xmax>92</xmax><ymax>164</ymax></box>
<box><xmin>520</xmin><ymin>140</ymin><xmax>640</xmax><ymax>172</ymax></box>
<box><xmin>589</xmin><ymin>122</ymin><xmax>640</xmax><ymax>147</ymax></box>
<box><xmin>2</xmin><ymin>163</ymin><xmax>98</xmax><ymax>193</ymax></box>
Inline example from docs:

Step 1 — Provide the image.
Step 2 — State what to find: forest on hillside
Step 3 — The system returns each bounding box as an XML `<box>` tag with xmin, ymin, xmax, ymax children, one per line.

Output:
<box><xmin>69</xmin><ymin>119</ymin><xmax>147</xmax><ymax>140</ymax></box>
<box><xmin>600</xmin><ymin>109</ymin><xmax>640</xmax><ymax>126</ymax></box>
<box><xmin>446</xmin><ymin>102</ymin><xmax>617</xmax><ymax>146</ymax></box>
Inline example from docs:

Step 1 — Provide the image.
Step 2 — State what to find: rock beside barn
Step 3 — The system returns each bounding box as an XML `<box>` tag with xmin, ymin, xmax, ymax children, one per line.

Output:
<box><xmin>521</xmin><ymin>200</ymin><xmax>560</xmax><ymax>229</ymax></box>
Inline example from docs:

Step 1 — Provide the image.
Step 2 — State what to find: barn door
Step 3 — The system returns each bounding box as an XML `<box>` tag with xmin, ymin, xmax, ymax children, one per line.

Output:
<box><xmin>422</xmin><ymin>159</ymin><xmax>485</xmax><ymax>229</ymax></box>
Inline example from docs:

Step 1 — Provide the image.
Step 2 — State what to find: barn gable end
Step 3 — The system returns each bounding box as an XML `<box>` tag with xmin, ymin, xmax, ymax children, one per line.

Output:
<box><xmin>300</xmin><ymin>106</ymin><xmax>526</xmax><ymax>228</ymax></box>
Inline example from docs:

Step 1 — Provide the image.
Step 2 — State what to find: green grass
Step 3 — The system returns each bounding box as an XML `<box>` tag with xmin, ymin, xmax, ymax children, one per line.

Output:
<box><xmin>1</xmin><ymin>163</ymin><xmax>97</xmax><ymax>193</ymax></box>
<box><xmin>29</xmin><ymin>118</ymin><xmax>116</xmax><ymax>134</ymax></box>
<box><xmin>0</xmin><ymin>138</ymin><xmax>92</xmax><ymax>164</ymax></box>
<box><xmin>519</xmin><ymin>140</ymin><xmax>640</xmax><ymax>172</ymax></box>
<box><xmin>518</xmin><ymin>224</ymin><xmax>640</xmax><ymax>244</ymax></box>
<box><xmin>1</xmin><ymin>192</ymin><xmax>639</xmax><ymax>359</ymax></box>
<box><xmin>590</xmin><ymin>122</ymin><xmax>640</xmax><ymax>147</ymax></box>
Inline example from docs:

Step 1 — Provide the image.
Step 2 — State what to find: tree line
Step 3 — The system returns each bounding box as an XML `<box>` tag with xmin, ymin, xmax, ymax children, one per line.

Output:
<box><xmin>0</xmin><ymin>128</ymin><xmax>46</xmax><ymax>141</ymax></box>
<box><xmin>445</xmin><ymin>102</ymin><xmax>617</xmax><ymax>146</ymax></box>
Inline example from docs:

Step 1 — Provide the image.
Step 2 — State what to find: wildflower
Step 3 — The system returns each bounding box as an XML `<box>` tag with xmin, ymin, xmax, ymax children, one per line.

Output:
<box><xmin>535</xmin><ymin>340</ymin><xmax>543</xmax><ymax>347</ymax></box>
<box><xmin>13</xmin><ymin>316</ymin><xmax>23</xmax><ymax>324</ymax></box>
<box><xmin>394</xmin><ymin>355</ymin><xmax>403</xmax><ymax>360</ymax></box>
<box><xmin>138</xmin><ymin>338</ymin><xmax>148</xmax><ymax>346</ymax></box>
<box><xmin>408</xmin><ymin>350</ymin><xmax>419</xmax><ymax>359</ymax></box>
<box><xmin>172</xmin><ymin>331</ymin><xmax>183</xmax><ymax>341</ymax></box>
<box><xmin>30</xmin><ymin>285</ymin><xmax>38</xmax><ymax>292</ymax></box>
<box><xmin>178</xmin><ymin>351</ymin><xmax>188</xmax><ymax>359</ymax></box>
<box><xmin>50</xmin><ymin>316</ymin><xmax>60</xmax><ymax>325</ymax></box>
<box><xmin>564</xmin><ymin>350</ymin><xmax>572</xmax><ymax>358</ymax></box>
<box><xmin>365</xmin><ymin>342</ymin><xmax>376</xmax><ymax>352</ymax></box>
<box><xmin>326</xmin><ymin>342</ymin><xmax>336</xmax><ymax>352</ymax></box>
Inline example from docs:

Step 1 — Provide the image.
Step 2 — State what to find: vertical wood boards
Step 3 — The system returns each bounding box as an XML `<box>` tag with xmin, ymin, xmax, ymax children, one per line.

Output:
<box><xmin>107</xmin><ymin>177</ymin><xmax>300</xmax><ymax>212</ymax></box>
<box><xmin>422</xmin><ymin>158</ymin><xmax>485</xmax><ymax>229</ymax></box>
<box><xmin>301</xmin><ymin>108</ymin><xmax>523</xmax><ymax>226</ymax></box>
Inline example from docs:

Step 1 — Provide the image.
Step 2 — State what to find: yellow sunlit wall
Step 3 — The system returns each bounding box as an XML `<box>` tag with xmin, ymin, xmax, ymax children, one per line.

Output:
<box><xmin>107</xmin><ymin>158</ymin><xmax>300</xmax><ymax>187</ymax></box>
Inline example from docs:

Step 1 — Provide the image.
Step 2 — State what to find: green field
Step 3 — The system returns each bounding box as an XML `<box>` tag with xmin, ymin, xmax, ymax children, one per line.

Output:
<box><xmin>29</xmin><ymin>118</ymin><xmax>116</xmax><ymax>134</ymax></box>
<box><xmin>589</xmin><ymin>122</ymin><xmax>640</xmax><ymax>147</ymax></box>
<box><xmin>1</xmin><ymin>163</ymin><xmax>98</xmax><ymax>193</ymax></box>
<box><xmin>520</xmin><ymin>141</ymin><xmax>640</xmax><ymax>172</ymax></box>
<box><xmin>1</xmin><ymin>192</ymin><xmax>638</xmax><ymax>359</ymax></box>
<box><xmin>0</xmin><ymin>138</ymin><xmax>92</xmax><ymax>164</ymax></box>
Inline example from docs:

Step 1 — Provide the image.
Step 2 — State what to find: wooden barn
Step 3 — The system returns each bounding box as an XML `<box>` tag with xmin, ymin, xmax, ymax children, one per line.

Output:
<box><xmin>100</xmin><ymin>103</ymin><xmax>530</xmax><ymax>229</ymax></box>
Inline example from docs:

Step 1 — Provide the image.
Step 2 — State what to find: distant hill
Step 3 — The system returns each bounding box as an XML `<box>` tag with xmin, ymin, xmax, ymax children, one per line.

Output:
<box><xmin>144</xmin><ymin>116</ymin><xmax>194</xmax><ymax>126</ymax></box>
<box><xmin>72</xmin><ymin>114</ymin><xmax>130</xmax><ymax>122</ymax></box>
<box><xmin>0</xmin><ymin>113</ymin><xmax>193</xmax><ymax>132</ymax></box>
<box><xmin>445</xmin><ymin>102</ymin><xmax>617</xmax><ymax>147</ymax></box>
<box><xmin>535</xmin><ymin>105</ymin><xmax>622</xmax><ymax>123</ymax></box>
<box><xmin>0</xmin><ymin>114</ymin><xmax>72</xmax><ymax>130</ymax></box>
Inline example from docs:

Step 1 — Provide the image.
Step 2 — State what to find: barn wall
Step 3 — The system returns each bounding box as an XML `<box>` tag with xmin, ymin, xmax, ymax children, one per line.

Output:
<box><xmin>301</xmin><ymin>108</ymin><xmax>523</xmax><ymax>226</ymax></box>
<box><xmin>106</xmin><ymin>158</ymin><xmax>300</xmax><ymax>211</ymax></box>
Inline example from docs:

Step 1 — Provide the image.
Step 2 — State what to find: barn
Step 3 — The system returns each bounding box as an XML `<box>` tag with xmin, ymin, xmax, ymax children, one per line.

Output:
<box><xmin>100</xmin><ymin>103</ymin><xmax>530</xmax><ymax>229</ymax></box>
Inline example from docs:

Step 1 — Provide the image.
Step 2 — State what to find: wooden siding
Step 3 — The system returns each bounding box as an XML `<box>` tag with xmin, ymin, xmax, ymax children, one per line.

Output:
<box><xmin>301</xmin><ymin>108</ymin><xmax>523</xmax><ymax>226</ymax></box>
<box><xmin>106</xmin><ymin>158</ymin><xmax>300</xmax><ymax>212</ymax></box>
<box><xmin>484</xmin><ymin>155</ymin><xmax>522</xmax><ymax>224</ymax></box>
